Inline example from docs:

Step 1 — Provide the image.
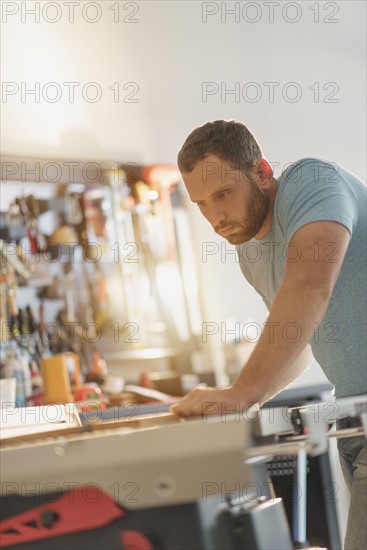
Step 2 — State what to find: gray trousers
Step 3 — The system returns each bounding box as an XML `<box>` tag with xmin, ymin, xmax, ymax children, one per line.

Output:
<box><xmin>337</xmin><ymin>417</ymin><xmax>367</xmax><ymax>550</ymax></box>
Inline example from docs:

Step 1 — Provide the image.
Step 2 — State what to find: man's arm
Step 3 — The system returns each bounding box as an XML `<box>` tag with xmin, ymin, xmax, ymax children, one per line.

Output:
<box><xmin>252</xmin><ymin>343</ymin><xmax>315</xmax><ymax>403</ymax></box>
<box><xmin>233</xmin><ymin>220</ymin><xmax>350</xmax><ymax>405</ymax></box>
<box><xmin>171</xmin><ymin>220</ymin><xmax>351</xmax><ymax>417</ymax></box>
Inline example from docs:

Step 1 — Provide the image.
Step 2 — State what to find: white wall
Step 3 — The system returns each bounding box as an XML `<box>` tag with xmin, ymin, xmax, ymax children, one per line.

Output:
<box><xmin>2</xmin><ymin>2</ymin><xmax>365</xmax><ymax>169</ymax></box>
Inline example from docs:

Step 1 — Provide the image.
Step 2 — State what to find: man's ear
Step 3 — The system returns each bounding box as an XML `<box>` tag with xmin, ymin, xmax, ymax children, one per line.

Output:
<box><xmin>255</xmin><ymin>159</ymin><xmax>274</xmax><ymax>188</ymax></box>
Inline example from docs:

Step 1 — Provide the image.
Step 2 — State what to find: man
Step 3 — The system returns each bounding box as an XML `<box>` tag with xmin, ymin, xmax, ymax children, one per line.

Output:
<box><xmin>171</xmin><ymin>120</ymin><xmax>366</xmax><ymax>549</ymax></box>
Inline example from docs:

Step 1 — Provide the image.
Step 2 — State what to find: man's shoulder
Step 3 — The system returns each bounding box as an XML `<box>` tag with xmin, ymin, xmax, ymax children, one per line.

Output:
<box><xmin>274</xmin><ymin>157</ymin><xmax>364</xmax><ymax>241</ymax></box>
<box><xmin>278</xmin><ymin>157</ymin><xmax>338</xmax><ymax>184</ymax></box>
<box><xmin>277</xmin><ymin>157</ymin><xmax>365</xmax><ymax>197</ymax></box>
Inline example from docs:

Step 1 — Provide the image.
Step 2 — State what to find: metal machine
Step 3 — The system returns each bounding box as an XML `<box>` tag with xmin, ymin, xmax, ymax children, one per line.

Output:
<box><xmin>0</xmin><ymin>394</ymin><xmax>366</xmax><ymax>549</ymax></box>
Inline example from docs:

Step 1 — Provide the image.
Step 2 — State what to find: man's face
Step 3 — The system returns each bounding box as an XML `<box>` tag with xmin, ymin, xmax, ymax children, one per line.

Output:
<box><xmin>182</xmin><ymin>155</ymin><xmax>270</xmax><ymax>244</ymax></box>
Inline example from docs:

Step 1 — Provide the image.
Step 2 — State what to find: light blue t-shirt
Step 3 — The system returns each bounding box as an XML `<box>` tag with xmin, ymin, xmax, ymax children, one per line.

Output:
<box><xmin>236</xmin><ymin>158</ymin><xmax>367</xmax><ymax>398</ymax></box>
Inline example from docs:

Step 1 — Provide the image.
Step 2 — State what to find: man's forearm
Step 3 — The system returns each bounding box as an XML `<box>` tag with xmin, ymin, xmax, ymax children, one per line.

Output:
<box><xmin>233</xmin><ymin>282</ymin><xmax>331</xmax><ymax>405</ymax></box>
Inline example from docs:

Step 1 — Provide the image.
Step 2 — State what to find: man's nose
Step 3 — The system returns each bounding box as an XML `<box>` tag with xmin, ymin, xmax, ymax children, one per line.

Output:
<box><xmin>206</xmin><ymin>206</ymin><xmax>226</xmax><ymax>228</ymax></box>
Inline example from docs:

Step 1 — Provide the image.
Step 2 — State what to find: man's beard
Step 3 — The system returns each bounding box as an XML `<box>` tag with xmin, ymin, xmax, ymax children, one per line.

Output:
<box><xmin>215</xmin><ymin>183</ymin><xmax>270</xmax><ymax>244</ymax></box>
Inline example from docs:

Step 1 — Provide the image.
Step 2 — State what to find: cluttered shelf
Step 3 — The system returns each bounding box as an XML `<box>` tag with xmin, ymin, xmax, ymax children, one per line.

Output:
<box><xmin>0</xmin><ymin>156</ymin><xmax>211</xmax><ymax>416</ymax></box>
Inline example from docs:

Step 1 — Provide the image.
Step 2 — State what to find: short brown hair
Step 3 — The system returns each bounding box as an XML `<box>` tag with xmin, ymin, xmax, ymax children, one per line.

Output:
<box><xmin>177</xmin><ymin>120</ymin><xmax>263</xmax><ymax>176</ymax></box>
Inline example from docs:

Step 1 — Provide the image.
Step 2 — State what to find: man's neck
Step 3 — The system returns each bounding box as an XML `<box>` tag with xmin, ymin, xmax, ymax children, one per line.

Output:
<box><xmin>254</xmin><ymin>178</ymin><xmax>278</xmax><ymax>240</ymax></box>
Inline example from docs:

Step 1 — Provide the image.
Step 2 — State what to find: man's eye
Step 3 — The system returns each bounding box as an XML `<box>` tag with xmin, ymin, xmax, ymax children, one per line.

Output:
<box><xmin>218</xmin><ymin>191</ymin><xmax>229</xmax><ymax>199</ymax></box>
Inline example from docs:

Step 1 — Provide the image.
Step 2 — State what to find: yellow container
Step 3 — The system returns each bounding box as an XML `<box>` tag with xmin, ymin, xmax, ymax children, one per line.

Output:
<box><xmin>41</xmin><ymin>354</ymin><xmax>74</xmax><ymax>404</ymax></box>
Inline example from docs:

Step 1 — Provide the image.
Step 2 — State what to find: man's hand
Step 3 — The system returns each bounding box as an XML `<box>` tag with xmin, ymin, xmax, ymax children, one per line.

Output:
<box><xmin>170</xmin><ymin>384</ymin><xmax>254</xmax><ymax>418</ymax></box>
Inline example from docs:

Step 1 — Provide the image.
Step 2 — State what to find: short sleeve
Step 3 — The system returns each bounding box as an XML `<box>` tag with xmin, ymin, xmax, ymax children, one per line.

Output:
<box><xmin>276</xmin><ymin>159</ymin><xmax>359</xmax><ymax>243</ymax></box>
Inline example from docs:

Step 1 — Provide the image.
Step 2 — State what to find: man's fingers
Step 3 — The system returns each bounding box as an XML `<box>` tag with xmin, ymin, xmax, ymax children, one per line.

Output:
<box><xmin>170</xmin><ymin>386</ymin><xmax>218</xmax><ymax>417</ymax></box>
<box><xmin>169</xmin><ymin>403</ymin><xmax>179</xmax><ymax>414</ymax></box>
<box><xmin>176</xmin><ymin>394</ymin><xmax>211</xmax><ymax>418</ymax></box>
<box><xmin>171</xmin><ymin>393</ymin><xmax>197</xmax><ymax>417</ymax></box>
